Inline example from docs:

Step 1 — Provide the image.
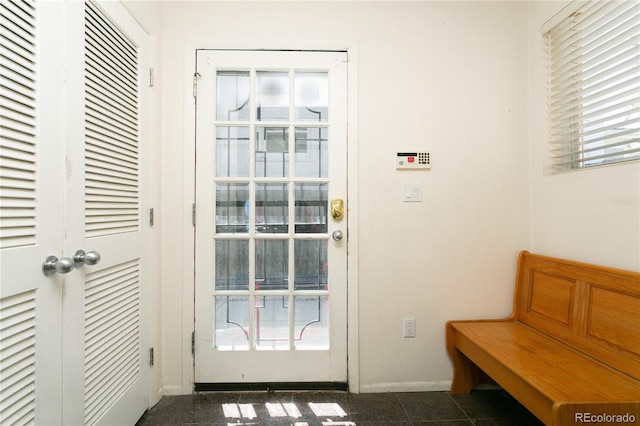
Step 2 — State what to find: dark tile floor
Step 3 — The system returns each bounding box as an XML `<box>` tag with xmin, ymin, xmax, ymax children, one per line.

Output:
<box><xmin>135</xmin><ymin>389</ymin><xmax>544</xmax><ymax>425</ymax></box>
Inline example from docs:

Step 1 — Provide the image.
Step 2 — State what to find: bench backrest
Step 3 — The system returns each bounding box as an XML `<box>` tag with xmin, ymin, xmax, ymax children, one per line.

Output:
<box><xmin>513</xmin><ymin>251</ymin><xmax>640</xmax><ymax>381</ymax></box>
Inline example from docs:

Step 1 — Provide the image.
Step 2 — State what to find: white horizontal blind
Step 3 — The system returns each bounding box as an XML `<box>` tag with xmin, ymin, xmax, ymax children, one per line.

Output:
<box><xmin>547</xmin><ymin>0</ymin><xmax>640</xmax><ymax>171</ymax></box>
<box><xmin>0</xmin><ymin>0</ymin><xmax>37</xmax><ymax>248</ymax></box>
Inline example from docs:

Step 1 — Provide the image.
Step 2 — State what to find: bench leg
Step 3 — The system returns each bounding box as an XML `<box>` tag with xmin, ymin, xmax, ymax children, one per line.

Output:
<box><xmin>449</xmin><ymin>349</ymin><xmax>484</xmax><ymax>394</ymax></box>
<box><xmin>446</xmin><ymin>323</ymin><xmax>483</xmax><ymax>394</ymax></box>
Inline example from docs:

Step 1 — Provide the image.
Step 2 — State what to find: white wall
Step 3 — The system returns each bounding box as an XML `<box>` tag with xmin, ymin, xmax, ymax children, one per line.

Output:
<box><xmin>158</xmin><ymin>1</ymin><xmax>531</xmax><ymax>394</ymax></box>
<box><xmin>527</xmin><ymin>2</ymin><xmax>640</xmax><ymax>272</ymax></box>
<box><xmin>123</xmin><ymin>0</ymin><xmax>640</xmax><ymax>400</ymax></box>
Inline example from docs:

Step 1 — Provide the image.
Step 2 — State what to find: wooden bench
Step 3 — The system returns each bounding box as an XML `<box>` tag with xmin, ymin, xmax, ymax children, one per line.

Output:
<box><xmin>446</xmin><ymin>251</ymin><xmax>640</xmax><ymax>426</ymax></box>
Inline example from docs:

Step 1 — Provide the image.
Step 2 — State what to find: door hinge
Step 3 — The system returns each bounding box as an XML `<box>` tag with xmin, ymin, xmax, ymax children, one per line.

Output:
<box><xmin>149</xmin><ymin>68</ymin><xmax>155</xmax><ymax>87</ymax></box>
<box><xmin>149</xmin><ymin>347</ymin><xmax>154</xmax><ymax>366</ymax></box>
<box><xmin>192</xmin><ymin>203</ymin><xmax>196</xmax><ymax>226</ymax></box>
<box><xmin>193</xmin><ymin>72</ymin><xmax>200</xmax><ymax>98</ymax></box>
<box><xmin>191</xmin><ymin>331</ymin><xmax>195</xmax><ymax>355</ymax></box>
<box><xmin>149</xmin><ymin>207</ymin><xmax>154</xmax><ymax>227</ymax></box>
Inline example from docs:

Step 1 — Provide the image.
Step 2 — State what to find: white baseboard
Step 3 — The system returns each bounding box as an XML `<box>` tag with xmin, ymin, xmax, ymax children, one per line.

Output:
<box><xmin>160</xmin><ymin>385</ymin><xmax>187</xmax><ymax>396</ymax></box>
<box><xmin>359</xmin><ymin>380</ymin><xmax>452</xmax><ymax>393</ymax></box>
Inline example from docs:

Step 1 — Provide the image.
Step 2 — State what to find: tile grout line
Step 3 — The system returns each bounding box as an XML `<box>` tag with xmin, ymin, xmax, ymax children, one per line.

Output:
<box><xmin>393</xmin><ymin>393</ymin><xmax>414</xmax><ymax>424</ymax></box>
<box><xmin>446</xmin><ymin>392</ymin><xmax>476</xmax><ymax>426</ymax></box>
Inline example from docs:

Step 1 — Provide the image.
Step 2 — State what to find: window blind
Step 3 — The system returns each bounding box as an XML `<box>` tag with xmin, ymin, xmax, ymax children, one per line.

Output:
<box><xmin>546</xmin><ymin>0</ymin><xmax>640</xmax><ymax>171</ymax></box>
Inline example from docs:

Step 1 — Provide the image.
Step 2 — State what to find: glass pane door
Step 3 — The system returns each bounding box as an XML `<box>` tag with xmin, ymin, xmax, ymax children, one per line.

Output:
<box><xmin>195</xmin><ymin>50</ymin><xmax>347</xmax><ymax>384</ymax></box>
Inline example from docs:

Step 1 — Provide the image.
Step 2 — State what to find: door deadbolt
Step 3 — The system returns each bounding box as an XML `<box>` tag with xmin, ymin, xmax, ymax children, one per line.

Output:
<box><xmin>330</xmin><ymin>199</ymin><xmax>344</xmax><ymax>221</ymax></box>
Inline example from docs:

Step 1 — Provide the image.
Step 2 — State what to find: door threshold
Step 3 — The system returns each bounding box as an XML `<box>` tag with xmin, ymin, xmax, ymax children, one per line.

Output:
<box><xmin>195</xmin><ymin>382</ymin><xmax>348</xmax><ymax>392</ymax></box>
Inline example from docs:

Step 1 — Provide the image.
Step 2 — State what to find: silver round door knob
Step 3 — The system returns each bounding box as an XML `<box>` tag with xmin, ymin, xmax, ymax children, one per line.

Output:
<box><xmin>42</xmin><ymin>256</ymin><xmax>75</xmax><ymax>276</ymax></box>
<box><xmin>332</xmin><ymin>230</ymin><xmax>344</xmax><ymax>241</ymax></box>
<box><xmin>74</xmin><ymin>250</ymin><xmax>101</xmax><ymax>267</ymax></box>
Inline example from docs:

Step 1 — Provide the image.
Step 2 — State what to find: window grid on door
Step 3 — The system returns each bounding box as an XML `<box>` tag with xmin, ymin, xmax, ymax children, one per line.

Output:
<box><xmin>213</xmin><ymin>68</ymin><xmax>331</xmax><ymax>351</ymax></box>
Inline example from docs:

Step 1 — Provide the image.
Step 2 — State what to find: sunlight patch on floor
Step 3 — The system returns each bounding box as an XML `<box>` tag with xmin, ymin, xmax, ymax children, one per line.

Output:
<box><xmin>223</xmin><ymin>401</ymin><xmax>354</xmax><ymax>425</ymax></box>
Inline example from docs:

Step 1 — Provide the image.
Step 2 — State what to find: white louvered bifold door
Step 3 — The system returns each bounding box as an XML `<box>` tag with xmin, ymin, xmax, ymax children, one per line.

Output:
<box><xmin>2</xmin><ymin>1</ymin><xmax>149</xmax><ymax>424</ymax></box>
<box><xmin>61</xmin><ymin>1</ymin><xmax>149</xmax><ymax>425</ymax></box>
<box><xmin>1</xmin><ymin>1</ymin><xmax>64</xmax><ymax>424</ymax></box>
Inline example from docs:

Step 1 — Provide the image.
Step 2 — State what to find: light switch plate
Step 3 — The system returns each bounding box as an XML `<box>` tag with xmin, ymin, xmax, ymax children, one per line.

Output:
<box><xmin>403</xmin><ymin>183</ymin><xmax>422</xmax><ymax>202</ymax></box>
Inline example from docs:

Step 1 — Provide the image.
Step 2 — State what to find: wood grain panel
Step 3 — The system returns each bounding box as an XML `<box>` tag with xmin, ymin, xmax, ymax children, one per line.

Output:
<box><xmin>529</xmin><ymin>271</ymin><xmax>575</xmax><ymax>327</ymax></box>
<box><xmin>588</xmin><ymin>286</ymin><xmax>640</xmax><ymax>357</ymax></box>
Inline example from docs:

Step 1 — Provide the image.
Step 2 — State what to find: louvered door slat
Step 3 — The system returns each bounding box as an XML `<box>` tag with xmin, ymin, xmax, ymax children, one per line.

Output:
<box><xmin>0</xmin><ymin>0</ymin><xmax>37</xmax><ymax>248</ymax></box>
<box><xmin>84</xmin><ymin>33</ymin><xmax>136</xmax><ymax>83</ymax></box>
<box><xmin>85</xmin><ymin>14</ymin><xmax>137</xmax><ymax>64</ymax></box>
<box><xmin>0</xmin><ymin>129</ymin><xmax>35</xmax><ymax>151</ymax></box>
<box><xmin>85</xmin><ymin>6</ymin><xmax>136</xmax><ymax>63</ymax></box>
<box><xmin>86</xmin><ymin>179</ymin><xmax>138</xmax><ymax>195</ymax></box>
<box><xmin>86</xmin><ymin>159</ymin><xmax>137</xmax><ymax>179</ymax></box>
<box><xmin>2</xmin><ymin>14</ymin><xmax>33</xmax><ymax>48</ymax></box>
<box><xmin>0</xmin><ymin>0</ymin><xmax>37</xmax><ymax>250</ymax></box>
<box><xmin>85</xmin><ymin>116</ymin><xmax>137</xmax><ymax>146</ymax></box>
<box><xmin>0</xmin><ymin>43</ymin><xmax>35</xmax><ymax>70</ymax></box>
<box><xmin>2</xmin><ymin>0</ymin><xmax>35</xmax><ymax>16</ymax></box>
<box><xmin>85</xmin><ymin>44</ymin><xmax>137</xmax><ymax>100</ymax></box>
<box><xmin>86</xmin><ymin>99</ymin><xmax>136</xmax><ymax>132</ymax></box>
<box><xmin>0</xmin><ymin>291</ymin><xmax>36</xmax><ymax>425</ymax></box>
<box><xmin>0</xmin><ymin>0</ymin><xmax>35</xmax><ymax>26</ymax></box>
<box><xmin>0</xmin><ymin>115</ymin><xmax>35</xmax><ymax>138</ymax></box>
<box><xmin>0</xmin><ymin>59</ymin><xmax>35</xmax><ymax>87</ymax></box>
<box><xmin>85</xmin><ymin>84</ymin><xmax>137</xmax><ymax>125</ymax></box>
<box><xmin>84</xmin><ymin>0</ymin><xmax>139</xmax><ymax>240</ymax></box>
<box><xmin>86</xmin><ymin>127</ymin><xmax>136</xmax><ymax>154</ymax></box>
<box><xmin>0</xmin><ymin>98</ymin><xmax>36</xmax><ymax>123</ymax></box>
<box><xmin>85</xmin><ymin>66</ymin><xmax>137</xmax><ymax>113</ymax></box>
<box><xmin>86</xmin><ymin>106</ymin><xmax>137</xmax><ymax>138</ymax></box>
<box><xmin>85</xmin><ymin>36</ymin><xmax>137</xmax><ymax>89</ymax></box>
<box><xmin>86</xmin><ymin>158</ymin><xmax>137</xmax><ymax>182</ymax></box>
<box><xmin>86</xmin><ymin>140</ymin><xmax>137</xmax><ymax>162</ymax></box>
<box><xmin>0</xmin><ymin>182</ymin><xmax>36</xmax><ymax>198</ymax></box>
<box><xmin>86</xmin><ymin>144</ymin><xmax>137</xmax><ymax>168</ymax></box>
<box><xmin>84</xmin><ymin>259</ymin><xmax>140</xmax><ymax>426</ymax></box>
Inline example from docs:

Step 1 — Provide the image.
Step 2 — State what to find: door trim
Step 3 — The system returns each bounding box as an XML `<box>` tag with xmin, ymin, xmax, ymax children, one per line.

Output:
<box><xmin>179</xmin><ymin>40</ymin><xmax>359</xmax><ymax>394</ymax></box>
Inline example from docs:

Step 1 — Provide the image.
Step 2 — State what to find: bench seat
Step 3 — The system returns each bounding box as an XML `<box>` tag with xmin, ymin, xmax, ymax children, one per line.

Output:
<box><xmin>446</xmin><ymin>252</ymin><xmax>640</xmax><ymax>426</ymax></box>
<box><xmin>451</xmin><ymin>321</ymin><xmax>638</xmax><ymax>404</ymax></box>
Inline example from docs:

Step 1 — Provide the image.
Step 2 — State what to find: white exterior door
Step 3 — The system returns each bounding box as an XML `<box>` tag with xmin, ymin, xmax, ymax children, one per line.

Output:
<box><xmin>1</xmin><ymin>1</ymin><xmax>149</xmax><ymax>425</ymax></box>
<box><xmin>194</xmin><ymin>50</ymin><xmax>348</xmax><ymax>385</ymax></box>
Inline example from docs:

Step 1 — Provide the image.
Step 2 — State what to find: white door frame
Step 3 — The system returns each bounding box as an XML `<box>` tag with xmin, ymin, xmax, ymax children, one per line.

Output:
<box><xmin>179</xmin><ymin>40</ymin><xmax>359</xmax><ymax>394</ymax></box>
